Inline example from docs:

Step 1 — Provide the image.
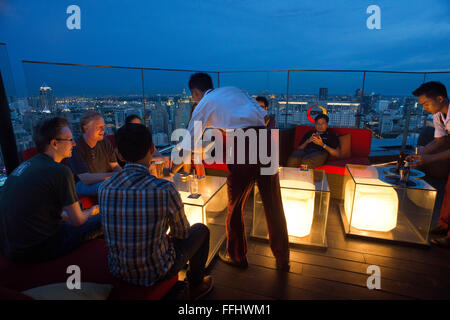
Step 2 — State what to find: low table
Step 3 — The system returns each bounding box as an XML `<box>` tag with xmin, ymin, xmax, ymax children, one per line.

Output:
<box><xmin>165</xmin><ymin>174</ymin><xmax>227</xmax><ymax>266</ymax></box>
<box><xmin>339</xmin><ymin>164</ymin><xmax>436</xmax><ymax>246</ymax></box>
<box><xmin>252</xmin><ymin>167</ymin><xmax>330</xmax><ymax>248</ymax></box>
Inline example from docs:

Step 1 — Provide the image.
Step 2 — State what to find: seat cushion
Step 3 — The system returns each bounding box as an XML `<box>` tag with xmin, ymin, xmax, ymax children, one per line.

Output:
<box><xmin>0</xmin><ymin>239</ymin><xmax>177</xmax><ymax>300</ymax></box>
<box><xmin>338</xmin><ymin>134</ymin><xmax>352</xmax><ymax>159</ymax></box>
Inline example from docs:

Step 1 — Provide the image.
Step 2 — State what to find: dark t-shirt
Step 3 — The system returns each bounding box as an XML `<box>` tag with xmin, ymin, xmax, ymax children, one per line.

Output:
<box><xmin>0</xmin><ymin>153</ymin><xmax>79</xmax><ymax>256</ymax></box>
<box><xmin>300</xmin><ymin>130</ymin><xmax>340</xmax><ymax>153</ymax></box>
<box><xmin>66</xmin><ymin>137</ymin><xmax>116</xmax><ymax>182</ymax></box>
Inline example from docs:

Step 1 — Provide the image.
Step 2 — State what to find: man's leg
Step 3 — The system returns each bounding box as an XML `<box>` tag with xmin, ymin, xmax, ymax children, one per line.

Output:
<box><xmin>13</xmin><ymin>215</ymin><xmax>103</xmax><ymax>263</ymax></box>
<box><xmin>168</xmin><ymin>223</ymin><xmax>210</xmax><ymax>286</ymax></box>
<box><xmin>76</xmin><ymin>181</ymin><xmax>104</xmax><ymax>196</ymax></box>
<box><xmin>225</xmin><ymin>164</ymin><xmax>255</xmax><ymax>264</ymax></box>
<box><xmin>438</xmin><ymin>174</ymin><xmax>450</xmax><ymax>235</ymax></box>
<box><xmin>48</xmin><ymin>215</ymin><xmax>103</xmax><ymax>260</ymax></box>
<box><xmin>301</xmin><ymin>150</ymin><xmax>329</xmax><ymax>169</ymax></box>
<box><xmin>256</xmin><ymin>172</ymin><xmax>290</xmax><ymax>266</ymax></box>
<box><xmin>286</xmin><ymin>149</ymin><xmax>306</xmax><ymax>167</ymax></box>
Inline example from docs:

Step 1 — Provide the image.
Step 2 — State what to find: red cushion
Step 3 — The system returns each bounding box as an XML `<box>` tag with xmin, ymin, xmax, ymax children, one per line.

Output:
<box><xmin>315</xmin><ymin>157</ymin><xmax>371</xmax><ymax>175</ymax></box>
<box><xmin>0</xmin><ymin>239</ymin><xmax>177</xmax><ymax>300</ymax></box>
<box><xmin>294</xmin><ymin>126</ymin><xmax>372</xmax><ymax>158</ymax></box>
<box><xmin>21</xmin><ymin>147</ymin><xmax>38</xmax><ymax>161</ymax></box>
<box><xmin>109</xmin><ymin>274</ymin><xmax>178</xmax><ymax>300</ymax></box>
<box><xmin>0</xmin><ymin>286</ymin><xmax>34</xmax><ymax>300</ymax></box>
<box><xmin>79</xmin><ymin>195</ymin><xmax>98</xmax><ymax>209</ymax></box>
<box><xmin>203</xmin><ymin>162</ymin><xmax>229</xmax><ymax>171</ymax></box>
<box><xmin>105</xmin><ymin>135</ymin><xmax>116</xmax><ymax>148</ymax></box>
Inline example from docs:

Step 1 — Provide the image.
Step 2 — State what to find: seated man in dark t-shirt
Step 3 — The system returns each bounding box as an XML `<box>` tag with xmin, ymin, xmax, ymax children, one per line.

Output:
<box><xmin>0</xmin><ymin>117</ymin><xmax>102</xmax><ymax>263</ymax></box>
<box><xmin>66</xmin><ymin>112</ymin><xmax>122</xmax><ymax>196</ymax></box>
<box><xmin>287</xmin><ymin>114</ymin><xmax>340</xmax><ymax>169</ymax></box>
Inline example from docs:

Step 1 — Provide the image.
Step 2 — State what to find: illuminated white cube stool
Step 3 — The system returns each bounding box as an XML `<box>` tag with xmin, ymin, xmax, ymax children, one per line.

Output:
<box><xmin>252</xmin><ymin>168</ymin><xmax>330</xmax><ymax>248</ymax></box>
<box><xmin>165</xmin><ymin>174</ymin><xmax>228</xmax><ymax>266</ymax></box>
<box><xmin>340</xmin><ymin>165</ymin><xmax>436</xmax><ymax>246</ymax></box>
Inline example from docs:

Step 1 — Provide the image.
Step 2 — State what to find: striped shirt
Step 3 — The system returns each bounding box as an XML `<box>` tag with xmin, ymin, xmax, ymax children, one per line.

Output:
<box><xmin>99</xmin><ymin>163</ymin><xmax>190</xmax><ymax>286</ymax></box>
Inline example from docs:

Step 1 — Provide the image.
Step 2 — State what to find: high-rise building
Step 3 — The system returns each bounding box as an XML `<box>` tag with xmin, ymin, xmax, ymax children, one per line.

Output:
<box><xmin>319</xmin><ymin>88</ymin><xmax>328</xmax><ymax>101</ymax></box>
<box><xmin>374</xmin><ymin>100</ymin><xmax>390</xmax><ymax>113</ymax></box>
<box><xmin>39</xmin><ymin>83</ymin><xmax>55</xmax><ymax>113</ymax></box>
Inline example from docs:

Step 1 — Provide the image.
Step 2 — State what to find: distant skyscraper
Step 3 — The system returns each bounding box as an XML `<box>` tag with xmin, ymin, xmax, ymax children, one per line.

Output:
<box><xmin>375</xmin><ymin>100</ymin><xmax>390</xmax><ymax>113</ymax></box>
<box><xmin>39</xmin><ymin>83</ymin><xmax>55</xmax><ymax>113</ymax></box>
<box><xmin>319</xmin><ymin>88</ymin><xmax>328</xmax><ymax>101</ymax></box>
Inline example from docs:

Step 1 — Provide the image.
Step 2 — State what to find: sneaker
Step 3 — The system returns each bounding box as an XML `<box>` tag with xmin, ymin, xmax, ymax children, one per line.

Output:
<box><xmin>218</xmin><ymin>251</ymin><xmax>248</xmax><ymax>269</ymax></box>
<box><xmin>429</xmin><ymin>224</ymin><xmax>448</xmax><ymax>237</ymax></box>
<box><xmin>431</xmin><ymin>236</ymin><xmax>450</xmax><ymax>249</ymax></box>
<box><xmin>190</xmin><ymin>275</ymin><xmax>214</xmax><ymax>300</ymax></box>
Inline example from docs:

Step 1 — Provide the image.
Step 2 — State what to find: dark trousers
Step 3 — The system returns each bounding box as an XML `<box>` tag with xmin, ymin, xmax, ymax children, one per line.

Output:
<box><xmin>166</xmin><ymin>223</ymin><xmax>210</xmax><ymax>286</ymax></box>
<box><xmin>9</xmin><ymin>214</ymin><xmax>103</xmax><ymax>264</ymax></box>
<box><xmin>287</xmin><ymin>149</ymin><xmax>328</xmax><ymax>169</ymax></box>
<box><xmin>225</xmin><ymin>126</ymin><xmax>289</xmax><ymax>265</ymax></box>
<box><xmin>438</xmin><ymin>173</ymin><xmax>450</xmax><ymax>236</ymax></box>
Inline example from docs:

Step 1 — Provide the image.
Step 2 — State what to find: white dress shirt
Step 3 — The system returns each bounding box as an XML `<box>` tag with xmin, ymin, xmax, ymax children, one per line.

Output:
<box><xmin>178</xmin><ymin>87</ymin><xmax>267</xmax><ymax>152</ymax></box>
<box><xmin>433</xmin><ymin>102</ymin><xmax>450</xmax><ymax>138</ymax></box>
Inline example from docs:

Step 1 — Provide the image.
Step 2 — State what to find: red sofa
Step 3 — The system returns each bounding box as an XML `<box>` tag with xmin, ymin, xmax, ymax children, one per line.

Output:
<box><xmin>0</xmin><ymin>239</ymin><xmax>178</xmax><ymax>300</ymax></box>
<box><xmin>293</xmin><ymin>126</ymin><xmax>372</xmax><ymax>175</ymax></box>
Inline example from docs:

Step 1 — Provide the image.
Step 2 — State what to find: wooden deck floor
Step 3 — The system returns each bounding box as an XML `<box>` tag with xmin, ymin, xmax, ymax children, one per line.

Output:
<box><xmin>202</xmin><ymin>197</ymin><xmax>450</xmax><ymax>300</ymax></box>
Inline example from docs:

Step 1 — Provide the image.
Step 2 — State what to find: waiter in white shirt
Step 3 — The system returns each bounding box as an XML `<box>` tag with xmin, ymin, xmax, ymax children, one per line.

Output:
<box><xmin>173</xmin><ymin>73</ymin><xmax>290</xmax><ymax>270</ymax></box>
<box><xmin>408</xmin><ymin>81</ymin><xmax>450</xmax><ymax>247</ymax></box>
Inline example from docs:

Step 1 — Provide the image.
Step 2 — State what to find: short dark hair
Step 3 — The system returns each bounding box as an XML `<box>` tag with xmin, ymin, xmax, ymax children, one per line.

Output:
<box><xmin>125</xmin><ymin>114</ymin><xmax>142</xmax><ymax>124</ymax></box>
<box><xmin>33</xmin><ymin>117</ymin><xmax>69</xmax><ymax>153</ymax></box>
<box><xmin>188</xmin><ymin>73</ymin><xmax>214</xmax><ymax>92</ymax></box>
<box><xmin>80</xmin><ymin>111</ymin><xmax>102</xmax><ymax>133</ymax></box>
<box><xmin>255</xmin><ymin>96</ymin><xmax>268</xmax><ymax>108</ymax></box>
<box><xmin>412</xmin><ymin>81</ymin><xmax>448</xmax><ymax>99</ymax></box>
<box><xmin>116</xmin><ymin>123</ymin><xmax>154</xmax><ymax>162</ymax></box>
<box><xmin>315</xmin><ymin>114</ymin><xmax>329</xmax><ymax>123</ymax></box>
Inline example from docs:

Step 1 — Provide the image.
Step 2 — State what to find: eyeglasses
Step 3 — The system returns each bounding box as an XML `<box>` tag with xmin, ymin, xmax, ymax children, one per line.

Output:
<box><xmin>56</xmin><ymin>138</ymin><xmax>75</xmax><ymax>142</ymax></box>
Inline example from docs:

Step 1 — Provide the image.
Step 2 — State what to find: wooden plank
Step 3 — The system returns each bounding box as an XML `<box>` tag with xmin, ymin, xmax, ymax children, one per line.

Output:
<box><xmin>251</xmin><ymin>239</ymin><xmax>447</xmax><ymax>292</ymax></box>
<box><xmin>211</xmin><ymin>262</ymin><xmax>337</xmax><ymax>300</ymax></box>
<box><xmin>364</xmin><ymin>254</ymin><xmax>450</xmax><ymax>289</ymax></box>
<box><xmin>204</xmin><ymin>284</ymin><xmax>273</xmax><ymax>300</ymax></box>
<box><xmin>301</xmin><ymin>264</ymin><xmax>448</xmax><ymax>300</ymax></box>
<box><xmin>212</xmin><ymin>258</ymin><xmax>405</xmax><ymax>300</ymax></box>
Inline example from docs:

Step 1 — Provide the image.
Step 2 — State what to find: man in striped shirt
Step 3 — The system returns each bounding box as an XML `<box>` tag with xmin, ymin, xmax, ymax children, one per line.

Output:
<box><xmin>99</xmin><ymin>123</ymin><xmax>213</xmax><ymax>299</ymax></box>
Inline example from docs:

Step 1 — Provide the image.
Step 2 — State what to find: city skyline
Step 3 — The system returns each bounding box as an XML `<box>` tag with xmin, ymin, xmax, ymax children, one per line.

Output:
<box><xmin>1</xmin><ymin>1</ymin><xmax>449</xmax><ymax>97</ymax></box>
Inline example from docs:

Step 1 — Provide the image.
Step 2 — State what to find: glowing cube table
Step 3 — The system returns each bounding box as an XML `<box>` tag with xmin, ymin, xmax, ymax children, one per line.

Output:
<box><xmin>339</xmin><ymin>164</ymin><xmax>436</xmax><ymax>246</ymax></box>
<box><xmin>252</xmin><ymin>168</ymin><xmax>330</xmax><ymax>248</ymax></box>
<box><xmin>165</xmin><ymin>173</ymin><xmax>227</xmax><ymax>266</ymax></box>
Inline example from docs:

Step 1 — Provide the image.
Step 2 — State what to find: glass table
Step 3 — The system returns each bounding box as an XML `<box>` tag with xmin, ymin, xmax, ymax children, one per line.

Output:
<box><xmin>252</xmin><ymin>167</ymin><xmax>330</xmax><ymax>248</ymax></box>
<box><xmin>339</xmin><ymin>164</ymin><xmax>436</xmax><ymax>246</ymax></box>
<box><xmin>164</xmin><ymin>173</ymin><xmax>227</xmax><ymax>266</ymax></box>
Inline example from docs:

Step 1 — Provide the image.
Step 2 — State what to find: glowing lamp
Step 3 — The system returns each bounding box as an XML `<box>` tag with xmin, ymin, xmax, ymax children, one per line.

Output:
<box><xmin>252</xmin><ymin>168</ymin><xmax>330</xmax><ymax>248</ymax></box>
<box><xmin>344</xmin><ymin>179</ymin><xmax>398</xmax><ymax>232</ymax></box>
<box><xmin>280</xmin><ymin>180</ymin><xmax>315</xmax><ymax>237</ymax></box>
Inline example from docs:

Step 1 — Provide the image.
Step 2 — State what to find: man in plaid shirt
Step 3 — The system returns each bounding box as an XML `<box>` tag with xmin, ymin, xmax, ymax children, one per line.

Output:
<box><xmin>99</xmin><ymin>123</ymin><xmax>213</xmax><ymax>299</ymax></box>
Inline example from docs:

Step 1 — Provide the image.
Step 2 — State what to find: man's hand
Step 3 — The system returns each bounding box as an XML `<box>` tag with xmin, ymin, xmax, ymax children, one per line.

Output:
<box><xmin>311</xmin><ymin>134</ymin><xmax>324</xmax><ymax>146</ymax></box>
<box><xmin>407</xmin><ymin>154</ymin><xmax>432</xmax><ymax>167</ymax></box>
<box><xmin>87</xmin><ymin>205</ymin><xmax>100</xmax><ymax>216</ymax></box>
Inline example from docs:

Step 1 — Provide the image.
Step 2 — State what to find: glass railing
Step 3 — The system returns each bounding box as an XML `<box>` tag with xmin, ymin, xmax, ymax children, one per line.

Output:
<box><xmin>6</xmin><ymin>60</ymin><xmax>449</xmax><ymax>161</ymax></box>
<box><xmin>142</xmin><ymin>69</ymin><xmax>218</xmax><ymax>147</ymax></box>
<box><xmin>0</xmin><ymin>43</ymin><xmax>20</xmax><ymax>173</ymax></box>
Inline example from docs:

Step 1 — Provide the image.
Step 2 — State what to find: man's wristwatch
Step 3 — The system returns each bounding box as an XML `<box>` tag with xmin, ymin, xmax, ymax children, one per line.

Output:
<box><xmin>322</xmin><ymin>144</ymin><xmax>327</xmax><ymax>149</ymax></box>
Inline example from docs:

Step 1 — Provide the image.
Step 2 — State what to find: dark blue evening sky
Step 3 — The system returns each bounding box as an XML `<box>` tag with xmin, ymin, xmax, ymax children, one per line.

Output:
<box><xmin>1</xmin><ymin>0</ymin><xmax>449</xmax><ymax>97</ymax></box>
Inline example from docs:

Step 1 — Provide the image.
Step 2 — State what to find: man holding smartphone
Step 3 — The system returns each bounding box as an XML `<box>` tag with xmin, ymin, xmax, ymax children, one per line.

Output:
<box><xmin>287</xmin><ymin>114</ymin><xmax>340</xmax><ymax>169</ymax></box>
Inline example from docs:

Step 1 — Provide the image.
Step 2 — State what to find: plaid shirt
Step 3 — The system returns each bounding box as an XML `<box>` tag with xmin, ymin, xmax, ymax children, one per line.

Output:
<box><xmin>99</xmin><ymin>163</ymin><xmax>190</xmax><ymax>286</ymax></box>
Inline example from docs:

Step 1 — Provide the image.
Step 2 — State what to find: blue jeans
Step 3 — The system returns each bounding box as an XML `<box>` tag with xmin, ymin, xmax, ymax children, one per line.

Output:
<box><xmin>10</xmin><ymin>214</ymin><xmax>103</xmax><ymax>264</ymax></box>
<box><xmin>164</xmin><ymin>223</ymin><xmax>210</xmax><ymax>286</ymax></box>
<box><xmin>76</xmin><ymin>181</ymin><xmax>104</xmax><ymax>196</ymax></box>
